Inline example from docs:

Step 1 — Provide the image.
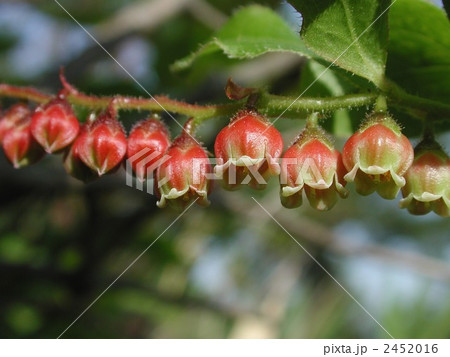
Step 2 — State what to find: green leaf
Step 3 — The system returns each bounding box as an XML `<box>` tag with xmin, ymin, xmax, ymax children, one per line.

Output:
<box><xmin>291</xmin><ymin>0</ymin><xmax>390</xmax><ymax>87</ymax></box>
<box><xmin>387</xmin><ymin>0</ymin><xmax>450</xmax><ymax>104</ymax></box>
<box><xmin>172</xmin><ymin>5</ymin><xmax>313</xmax><ymax>72</ymax></box>
<box><xmin>443</xmin><ymin>0</ymin><xmax>450</xmax><ymax>19</ymax></box>
<box><xmin>299</xmin><ymin>60</ymin><xmax>357</xmax><ymax>137</ymax></box>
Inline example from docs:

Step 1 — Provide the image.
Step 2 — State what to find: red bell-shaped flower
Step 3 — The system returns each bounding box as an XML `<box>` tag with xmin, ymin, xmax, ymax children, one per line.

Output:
<box><xmin>280</xmin><ymin>124</ymin><xmax>348</xmax><ymax>211</ymax></box>
<box><xmin>214</xmin><ymin>110</ymin><xmax>283</xmax><ymax>190</ymax></box>
<box><xmin>63</xmin><ymin>124</ymin><xmax>97</xmax><ymax>183</ymax></box>
<box><xmin>74</xmin><ymin>110</ymin><xmax>127</xmax><ymax>176</ymax></box>
<box><xmin>127</xmin><ymin>117</ymin><xmax>170</xmax><ymax>181</ymax></box>
<box><xmin>0</xmin><ymin>103</ymin><xmax>30</xmax><ymax>144</ymax></box>
<box><xmin>156</xmin><ymin>129</ymin><xmax>212</xmax><ymax>210</ymax></box>
<box><xmin>1</xmin><ymin>105</ymin><xmax>45</xmax><ymax>168</ymax></box>
<box><xmin>400</xmin><ymin>139</ymin><xmax>450</xmax><ymax>217</ymax></box>
<box><xmin>342</xmin><ymin>112</ymin><xmax>413</xmax><ymax>199</ymax></box>
<box><xmin>30</xmin><ymin>95</ymin><xmax>80</xmax><ymax>153</ymax></box>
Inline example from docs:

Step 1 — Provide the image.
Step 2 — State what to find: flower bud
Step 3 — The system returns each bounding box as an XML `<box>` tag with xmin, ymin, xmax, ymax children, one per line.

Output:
<box><xmin>0</xmin><ymin>103</ymin><xmax>30</xmax><ymax>144</ymax></box>
<box><xmin>156</xmin><ymin>134</ymin><xmax>212</xmax><ymax>210</ymax></box>
<box><xmin>214</xmin><ymin>110</ymin><xmax>283</xmax><ymax>190</ymax></box>
<box><xmin>74</xmin><ymin>111</ymin><xmax>127</xmax><ymax>176</ymax></box>
<box><xmin>280</xmin><ymin>126</ymin><xmax>348</xmax><ymax>211</ymax></box>
<box><xmin>400</xmin><ymin>140</ymin><xmax>450</xmax><ymax>217</ymax></box>
<box><xmin>2</xmin><ymin>106</ymin><xmax>45</xmax><ymax>168</ymax></box>
<box><xmin>30</xmin><ymin>95</ymin><xmax>80</xmax><ymax>153</ymax></box>
<box><xmin>342</xmin><ymin>113</ymin><xmax>413</xmax><ymax>199</ymax></box>
<box><xmin>127</xmin><ymin>118</ymin><xmax>170</xmax><ymax>181</ymax></box>
<box><xmin>63</xmin><ymin>125</ymin><xmax>97</xmax><ymax>182</ymax></box>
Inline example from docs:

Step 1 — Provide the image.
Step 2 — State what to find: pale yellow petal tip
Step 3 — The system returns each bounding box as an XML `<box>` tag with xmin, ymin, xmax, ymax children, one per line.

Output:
<box><xmin>156</xmin><ymin>186</ymin><xmax>190</xmax><ymax>208</ymax></box>
<box><xmin>343</xmin><ymin>165</ymin><xmax>359</xmax><ymax>183</ymax></box>
<box><xmin>281</xmin><ymin>185</ymin><xmax>303</xmax><ymax>197</ymax></box>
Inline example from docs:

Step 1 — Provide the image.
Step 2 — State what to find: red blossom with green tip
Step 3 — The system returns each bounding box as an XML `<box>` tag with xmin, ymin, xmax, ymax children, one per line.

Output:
<box><xmin>63</xmin><ymin>124</ymin><xmax>98</xmax><ymax>182</ymax></box>
<box><xmin>342</xmin><ymin>113</ymin><xmax>413</xmax><ymax>199</ymax></box>
<box><xmin>156</xmin><ymin>133</ymin><xmax>212</xmax><ymax>210</ymax></box>
<box><xmin>400</xmin><ymin>140</ymin><xmax>450</xmax><ymax>217</ymax></box>
<box><xmin>127</xmin><ymin>118</ymin><xmax>171</xmax><ymax>181</ymax></box>
<box><xmin>0</xmin><ymin>103</ymin><xmax>30</xmax><ymax>144</ymax></box>
<box><xmin>2</xmin><ymin>107</ymin><xmax>45</xmax><ymax>168</ymax></box>
<box><xmin>214</xmin><ymin>109</ymin><xmax>283</xmax><ymax>190</ymax></box>
<box><xmin>30</xmin><ymin>95</ymin><xmax>80</xmax><ymax>153</ymax></box>
<box><xmin>74</xmin><ymin>111</ymin><xmax>127</xmax><ymax>176</ymax></box>
<box><xmin>280</xmin><ymin>125</ymin><xmax>348</xmax><ymax>211</ymax></box>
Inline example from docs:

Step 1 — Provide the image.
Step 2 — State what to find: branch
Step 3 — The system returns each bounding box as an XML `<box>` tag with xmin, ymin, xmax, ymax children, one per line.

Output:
<box><xmin>2</xmin><ymin>78</ymin><xmax>449</xmax><ymax>126</ymax></box>
<box><xmin>94</xmin><ymin>0</ymin><xmax>191</xmax><ymax>42</ymax></box>
<box><xmin>259</xmin><ymin>92</ymin><xmax>378</xmax><ymax>115</ymax></box>
<box><xmin>222</xmin><ymin>193</ymin><xmax>450</xmax><ymax>282</ymax></box>
<box><xmin>0</xmin><ymin>78</ymin><xmax>379</xmax><ymax>123</ymax></box>
<box><xmin>0</xmin><ymin>84</ymin><xmax>51</xmax><ymax>103</ymax></box>
<box><xmin>383</xmin><ymin>79</ymin><xmax>450</xmax><ymax>120</ymax></box>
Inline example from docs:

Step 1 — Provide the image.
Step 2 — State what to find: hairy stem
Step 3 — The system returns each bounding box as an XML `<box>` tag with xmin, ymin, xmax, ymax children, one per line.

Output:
<box><xmin>1</xmin><ymin>82</ymin><xmax>379</xmax><ymax>122</ymax></box>
<box><xmin>383</xmin><ymin>79</ymin><xmax>450</xmax><ymax>120</ymax></box>
<box><xmin>0</xmin><ymin>84</ymin><xmax>51</xmax><ymax>103</ymax></box>
<box><xmin>258</xmin><ymin>92</ymin><xmax>378</xmax><ymax>116</ymax></box>
<box><xmin>3</xmin><ymin>79</ymin><xmax>449</xmax><ymax>129</ymax></box>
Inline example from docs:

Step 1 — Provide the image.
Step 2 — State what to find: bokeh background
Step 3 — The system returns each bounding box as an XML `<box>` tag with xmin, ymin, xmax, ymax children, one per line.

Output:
<box><xmin>0</xmin><ymin>0</ymin><xmax>449</xmax><ymax>338</ymax></box>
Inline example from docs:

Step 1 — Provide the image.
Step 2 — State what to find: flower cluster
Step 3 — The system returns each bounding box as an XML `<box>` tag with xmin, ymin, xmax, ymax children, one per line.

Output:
<box><xmin>0</xmin><ymin>99</ymin><xmax>448</xmax><ymax>216</ymax></box>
